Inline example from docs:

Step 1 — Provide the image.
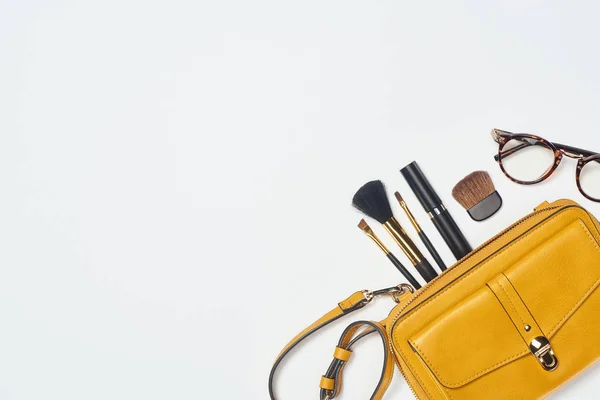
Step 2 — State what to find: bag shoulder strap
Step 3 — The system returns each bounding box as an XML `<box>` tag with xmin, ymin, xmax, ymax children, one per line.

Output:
<box><xmin>269</xmin><ymin>285</ymin><xmax>413</xmax><ymax>400</ymax></box>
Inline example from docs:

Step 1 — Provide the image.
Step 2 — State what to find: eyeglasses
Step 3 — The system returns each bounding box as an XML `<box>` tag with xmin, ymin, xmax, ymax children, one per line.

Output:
<box><xmin>491</xmin><ymin>128</ymin><xmax>600</xmax><ymax>202</ymax></box>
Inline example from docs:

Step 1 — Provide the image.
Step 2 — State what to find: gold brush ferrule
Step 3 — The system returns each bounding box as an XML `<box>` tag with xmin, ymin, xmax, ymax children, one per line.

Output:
<box><xmin>396</xmin><ymin>195</ymin><xmax>422</xmax><ymax>233</ymax></box>
<box><xmin>361</xmin><ymin>225</ymin><xmax>390</xmax><ymax>254</ymax></box>
<box><xmin>383</xmin><ymin>217</ymin><xmax>424</xmax><ymax>265</ymax></box>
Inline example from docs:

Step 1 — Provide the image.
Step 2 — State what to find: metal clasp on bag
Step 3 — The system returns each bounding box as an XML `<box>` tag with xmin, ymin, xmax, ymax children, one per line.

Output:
<box><xmin>530</xmin><ymin>336</ymin><xmax>558</xmax><ymax>371</ymax></box>
<box><xmin>362</xmin><ymin>283</ymin><xmax>414</xmax><ymax>304</ymax></box>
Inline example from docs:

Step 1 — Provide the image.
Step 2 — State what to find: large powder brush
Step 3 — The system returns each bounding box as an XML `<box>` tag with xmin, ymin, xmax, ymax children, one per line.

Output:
<box><xmin>452</xmin><ymin>171</ymin><xmax>503</xmax><ymax>221</ymax></box>
<box><xmin>353</xmin><ymin>180</ymin><xmax>438</xmax><ymax>282</ymax></box>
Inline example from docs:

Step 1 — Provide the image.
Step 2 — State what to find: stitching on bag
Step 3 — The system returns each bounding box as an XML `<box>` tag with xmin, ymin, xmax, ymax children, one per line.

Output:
<box><xmin>399</xmin><ymin>213</ymin><xmax>562</xmax><ymax>324</ymax></box>
<box><xmin>497</xmin><ymin>278</ymin><xmax>526</xmax><ymax>328</ymax></box>
<box><xmin>547</xmin><ymin>219</ymin><xmax>600</xmax><ymax>336</ymax></box>
<box><xmin>394</xmin><ymin>209</ymin><xmax>593</xmax><ymax>389</ymax></box>
<box><xmin>400</xmin><ymin>353</ymin><xmax>436</xmax><ymax>400</ymax></box>
<box><xmin>410</xmin><ymin>339</ymin><xmax>528</xmax><ymax>387</ymax></box>
<box><xmin>502</xmin><ymin>272</ymin><xmax>545</xmax><ymax>334</ymax></box>
<box><xmin>414</xmin><ymin>366</ymin><xmax>435</xmax><ymax>400</ymax></box>
<box><xmin>413</xmin><ymin>347</ymin><xmax>454</xmax><ymax>400</ymax></box>
<box><xmin>395</xmin><ymin>212</ymin><xmax>558</xmax><ymax>336</ymax></box>
<box><xmin>402</xmin><ymin>216</ymin><xmax>600</xmax><ymax>388</ymax></box>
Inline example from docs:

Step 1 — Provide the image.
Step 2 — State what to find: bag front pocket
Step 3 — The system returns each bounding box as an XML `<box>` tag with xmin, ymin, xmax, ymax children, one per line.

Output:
<box><xmin>409</xmin><ymin>218</ymin><xmax>600</xmax><ymax>399</ymax></box>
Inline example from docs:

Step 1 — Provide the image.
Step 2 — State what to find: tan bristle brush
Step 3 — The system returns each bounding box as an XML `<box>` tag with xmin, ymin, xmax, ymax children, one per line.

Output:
<box><xmin>452</xmin><ymin>171</ymin><xmax>502</xmax><ymax>221</ymax></box>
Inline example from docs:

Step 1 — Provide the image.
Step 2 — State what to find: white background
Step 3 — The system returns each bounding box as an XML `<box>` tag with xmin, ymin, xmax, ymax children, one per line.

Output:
<box><xmin>2</xmin><ymin>1</ymin><xmax>600</xmax><ymax>399</ymax></box>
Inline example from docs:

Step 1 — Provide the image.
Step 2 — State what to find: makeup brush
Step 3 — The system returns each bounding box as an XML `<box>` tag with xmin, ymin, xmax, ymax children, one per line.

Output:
<box><xmin>352</xmin><ymin>180</ymin><xmax>438</xmax><ymax>282</ymax></box>
<box><xmin>394</xmin><ymin>192</ymin><xmax>447</xmax><ymax>271</ymax></box>
<box><xmin>358</xmin><ymin>219</ymin><xmax>422</xmax><ymax>289</ymax></box>
<box><xmin>452</xmin><ymin>171</ymin><xmax>503</xmax><ymax>222</ymax></box>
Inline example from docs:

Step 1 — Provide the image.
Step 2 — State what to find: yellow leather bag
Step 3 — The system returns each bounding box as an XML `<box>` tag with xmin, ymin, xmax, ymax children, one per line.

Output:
<box><xmin>269</xmin><ymin>199</ymin><xmax>600</xmax><ymax>399</ymax></box>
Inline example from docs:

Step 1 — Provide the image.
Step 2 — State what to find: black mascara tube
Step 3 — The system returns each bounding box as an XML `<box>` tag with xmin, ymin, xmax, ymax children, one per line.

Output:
<box><xmin>401</xmin><ymin>161</ymin><xmax>472</xmax><ymax>260</ymax></box>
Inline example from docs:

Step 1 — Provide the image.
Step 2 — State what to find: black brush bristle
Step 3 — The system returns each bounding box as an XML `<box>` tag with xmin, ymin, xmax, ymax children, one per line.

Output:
<box><xmin>352</xmin><ymin>180</ymin><xmax>393</xmax><ymax>224</ymax></box>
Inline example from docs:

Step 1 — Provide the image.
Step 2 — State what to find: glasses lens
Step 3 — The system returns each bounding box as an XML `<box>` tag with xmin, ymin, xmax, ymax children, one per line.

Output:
<box><xmin>500</xmin><ymin>137</ymin><xmax>556</xmax><ymax>183</ymax></box>
<box><xmin>580</xmin><ymin>159</ymin><xmax>600</xmax><ymax>201</ymax></box>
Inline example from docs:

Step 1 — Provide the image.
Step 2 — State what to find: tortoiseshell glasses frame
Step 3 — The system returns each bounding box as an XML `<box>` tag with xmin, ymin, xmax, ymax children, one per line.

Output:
<box><xmin>491</xmin><ymin>128</ymin><xmax>600</xmax><ymax>202</ymax></box>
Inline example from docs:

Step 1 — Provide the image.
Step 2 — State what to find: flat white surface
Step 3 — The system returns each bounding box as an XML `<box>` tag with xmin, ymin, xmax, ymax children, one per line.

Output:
<box><xmin>2</xmin><ymin>1</ymin><xmax>600</xmax><ymax>399</ymax></box>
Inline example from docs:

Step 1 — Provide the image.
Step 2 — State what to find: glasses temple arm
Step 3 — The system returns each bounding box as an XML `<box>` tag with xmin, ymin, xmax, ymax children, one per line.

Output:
<box><xmin>551</xmin><ymin>142</ymin><xmax>598</xmax><ymax>158</ymax></box>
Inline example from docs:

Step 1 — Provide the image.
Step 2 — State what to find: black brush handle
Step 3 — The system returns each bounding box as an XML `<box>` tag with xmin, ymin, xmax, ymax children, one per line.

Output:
<box><xmin>418</xmin><ymin>231</ymin><xmax>447</xmax><ymax>271</ymax></box>
<box><xmin>386</xmin><ymin>253</ymin><xmax>421</xmax><ymax>289</ymax></box>
<box><xmin>431</xmin><ymin>209</ymin><xmax>472</xmax><ymax>260</ymax></box>
<box><xmin>414</xmin><ymin>259</ymin><xmax>437</xmax><ymax>282</ymax></box>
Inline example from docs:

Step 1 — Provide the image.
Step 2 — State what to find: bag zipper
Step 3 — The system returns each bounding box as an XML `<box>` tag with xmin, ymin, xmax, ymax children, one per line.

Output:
<box><xmin>388</xmin><ymin>203</ymin><xmax>564</xmax><ymax>399</ymax></box>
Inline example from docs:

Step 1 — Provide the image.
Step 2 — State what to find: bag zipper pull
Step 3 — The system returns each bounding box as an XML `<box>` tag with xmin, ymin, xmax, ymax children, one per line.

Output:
<box><xmin>534</xmin><ymin>201</ymin><xmax>550</xmax><ymax>212</ymax></box>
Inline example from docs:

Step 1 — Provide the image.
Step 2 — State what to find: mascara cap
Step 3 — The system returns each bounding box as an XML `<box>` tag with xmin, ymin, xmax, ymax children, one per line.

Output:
<box><xmin>400</xmin><ymin>161</ymin><xmax>441</xmax><ymax>213</ymax></box>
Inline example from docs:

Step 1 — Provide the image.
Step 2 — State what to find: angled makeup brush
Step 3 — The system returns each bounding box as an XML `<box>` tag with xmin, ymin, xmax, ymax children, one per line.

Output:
<box><xmin>394</xmin><ymin>192</ymin><xmax>446</xmax><ymax>271</ymax></box>
<box><xmin>353</xmin><ymin>180</ymin><xmax>438</xmax><ymax>282</ymax></box>
<box><xmin>358</xmin><ymin>219</ymin><xmax>421</xmax><ymax>289</ymax></box>
<box><xmin>452</xmin><ymin>171</ymin><xmax>503</xmax><ymax>221</ymax></box>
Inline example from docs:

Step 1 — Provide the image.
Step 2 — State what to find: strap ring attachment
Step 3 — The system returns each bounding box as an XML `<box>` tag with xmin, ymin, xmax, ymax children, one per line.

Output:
<box><xmin>362</xmin><ymin>283</ymin><xmax>414</xmax><ymax>304</ymax></box>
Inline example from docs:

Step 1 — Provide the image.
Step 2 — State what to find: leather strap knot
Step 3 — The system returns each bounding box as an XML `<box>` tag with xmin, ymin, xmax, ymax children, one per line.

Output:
<box><xmin>268</xmin><ymin>288</ymin><xmax>402</xmax><ymax>400</ymax></box>
<box><xmin>268</xmin><ymin>291</ymin><xmax>372</xmax><ymax>400</ymax></box>
<box><xmin>319</xmin><ymin>320</ymin><xmax>393</xmax><ymax>400</ymax></box>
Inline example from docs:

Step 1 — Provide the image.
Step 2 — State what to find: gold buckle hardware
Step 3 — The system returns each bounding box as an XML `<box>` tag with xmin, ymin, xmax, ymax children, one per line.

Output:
<box><xmin>529</xmin><ymin>336</ymin><xmax>558</xmax><ymax>371</ymax></box>
<box><xmin>363</xmin><ymin>284</ymin><xmax>414</xmax><ymax>304</ymax></box>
